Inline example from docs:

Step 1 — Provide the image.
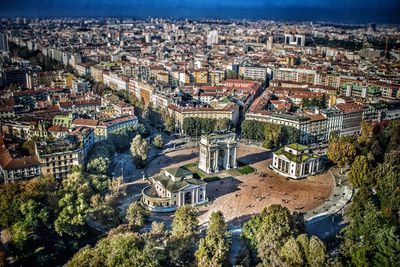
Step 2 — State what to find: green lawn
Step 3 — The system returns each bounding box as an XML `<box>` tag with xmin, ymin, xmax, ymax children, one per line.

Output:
<box><xmin>182</xmin><ymin>162</ymin><xmax>255</xmax><ymax>181</ymax></box>
<box><xmin>182</xmin><ymin>163</ymin><xmax>209</xmax><ymax>179</ymax></box>
<box><xmin>237</xmin><ymin>165</ymin><xmax>255</xmax><ymax>175</ymax></box>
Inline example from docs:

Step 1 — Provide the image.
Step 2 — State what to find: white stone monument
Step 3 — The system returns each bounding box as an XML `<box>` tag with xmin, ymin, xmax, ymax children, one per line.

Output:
<box><xmin>198</xmin><ymin>133</ymin><xmax>238</xmax><ymax>174</ymax></box>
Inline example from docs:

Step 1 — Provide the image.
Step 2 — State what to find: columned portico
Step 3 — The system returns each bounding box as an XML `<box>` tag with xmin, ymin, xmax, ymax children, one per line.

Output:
<box><xmin>271</xmin><ymin>143</ymin><xmax>323</xmax><ymax>179</ymax></box>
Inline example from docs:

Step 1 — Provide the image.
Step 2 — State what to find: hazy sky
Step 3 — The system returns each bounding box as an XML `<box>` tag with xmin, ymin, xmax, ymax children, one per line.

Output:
<box><xmin>0</xmin><ymin>0</ymin><xmax>399</xmax><ymax>23</ymax></box>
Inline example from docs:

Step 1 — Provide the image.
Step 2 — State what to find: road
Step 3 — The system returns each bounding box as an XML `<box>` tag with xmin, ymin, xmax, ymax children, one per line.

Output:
<box><xmin>109</xmin><ymin>152</ymin><xmax>144</xmax><ymax>182</ymax></box>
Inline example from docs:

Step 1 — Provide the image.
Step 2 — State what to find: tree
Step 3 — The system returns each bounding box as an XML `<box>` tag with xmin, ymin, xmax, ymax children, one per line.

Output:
<box><xmin>66</xmin><ymin>233</ymin><xmax>160</xmax><ymax>267</ymax></box>
<box><xmin>182</xmin><ymin>117</ymin><xmax>229</xmax><ymax>137</ymax></box>
<box><xmin>126</xmin><ymin>202</ymin><xmax>149</xmax><ymax>229</ymax></box>
<box><xmin>107</xmin><ymin>177</ymin><xmax>127</xmax><ymax>200</ymax></box>
<box><xmin>54</xmin><ymin>170</ymin><xmax>93</xmax><ymax>238</ymax></box>
<box><xmin>226</xmin><ymin>70</ymin><xmax>238</xmax><ymax>79</ymax></box>
<box><xmin>242</xmin><ymin>205</ymin><xmax>305</xmax><ymax>265</ymax></box>
<box><xmin>281</xmin><ymin>126</ymin><xmax>300</xmax><ymax>145</ymax></box>
<box><xmin>195</xmin><ymin>211</ymin><xmax>231</xmax><ymax>267</ymax></box>
<box><xmin>348</xmin><ymin>155</ymin><xmax>370</xmax><ymax>188</ymax></box>
<box><xmin>241</xmin><ymin>120</ymin><xmax>265</xmax><ymax>142</ymax></box>
<box><xmin>87</xmin><ymin>157</ymin><xmax>111</xmax><ymax>175</ymax></box>
<box><xmin>327</xmin><ymin>137</ymin><xmax>357</xmax><ymax>172</ymax></box>
<box><xmin>372</xmin><ymin>227</ymin><xmax>400</xmax><ymax>266</ymax></box>
<box><xmin>11</xmin><ymin>199</ymin><xmax>51</xmax><ymax>250</ymax></box>
<box><xmin>340</xmin><ymin>201</ymin><xmax>400</xmax><ymax>267</ymax></box>
<box><xmin>109</xmin><ymin>124</ymin><xmax>148</xmax><ymax>151</ymax></box>
<box><xmin>168</xmin><ymin>205</ymin><xmax>199</xmax><ymax>266</ymax></box>
<box><xmin>0</xmin><ymin>251</ymin><xmax>5</xmax><ymax>267</ymax></box>
<box><xmin>338</xmin><ymin>121</ymin><xmax>400</xmax><ymax>267</ymax></box>
<box><xmin>88</xmin><ymin>194</ymin><xmax>120</xmax><ymax>229</ymax></box>
<box><xmin>308</xmin><ymin>236</ymin><xmax>329</xmax><ymax>267</ymax></box>
<box><xmin>164</xmin><ymin>116</ymin><xmax>175</xmax><ymax>133</ymax></box>
<box><xmin>383</xmin><ymin>120</ymin><xmax>400</xmax><ymax>153</ymax></box>
<box><xmin>0</xmin><ymin>176</ymin><xmax>64</xmax><ymax>265</ymax></box>
<box><xmin>374</xmin><ymin>150</ymin><xmax>400</xmax><ymax>223</ymax></box>
<box><xmin>142</xmin><ymin>221</ymin><xmax>168</xmax><ymax>246</ymax></box>
<box><xmin>130</xmin><ymin>135</ymin><xmax>149</xmax><ymax>168</ymax></box>
<box><xmin>86</xmin><ymin>140</ymin><xmax>115</xmax><ymax>175</ymax></box>
<box><xmin>214</xmin><ymin>118</ymin><xmax>231</xmax><ymax>132</ymax></box>
<box><xmin>279</xmin><ymin>237</ymin><xmax>304</xmax><ymax>266</ymax></box>
<box><xmin>279</xmin><ymin>234</ymin><xmax>329</xmax><ymax>267</ymax></box>
<box><xmin>358</xmin><ymin>121</ymin><xmax>375</xmax><ymax>144</ymax></box>
<box><xmin>263</xmin><ymin>123</ymin><xmax>282</xmax><ymax>149</ymax></box>
<box><xmin>65</xmin><ymin>245</ymin><xmax>101</xmax><ymax>267</ymax></box>
<box><xmin>0</xmin><ymin>183</ymin><xmax>23</xmax><ymax>228</ymax></box>
<box><xmin>171</xmin><ymin>205</ymin><xmax>198</xmax><ymax>239</ymax></box>
<box><xmin>153</xmin><ymin>134</ymin><xmax>164</xmax><ymax>149</ymax></box>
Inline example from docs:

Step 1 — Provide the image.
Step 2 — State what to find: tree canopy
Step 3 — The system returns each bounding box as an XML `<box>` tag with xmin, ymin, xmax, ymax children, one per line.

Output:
<box><xmin>183</xmin><ymin>117</ymin><xmax>231</xmax><ymax>137</ymax></box>
<box><xmin>241</xmin><ymin>120</ymin><xmax>300</xmax><ymax>149</ymax></box>
<box><xmin>327</xmin><ymin>136</ymin><xmax>357</xmax><ymax>171</ymax></box>
<box><xmin>196</xmin><ymin>211</ymin><xmax>231</xmax><ymax>267</ymax></box>
<box><xmin>66</xmin><ymin>233</ymin><xmax>161</xmax><ymax>267</ymax></box>
<box><xmin>130</xmin><ymin>135</ymin><xmax>149</xmax><ymax>168</ymax></box>
<box><xmin>339</xmin><ymin>119</ymin><xmax>400</xmax><ymax>266</ymax></box>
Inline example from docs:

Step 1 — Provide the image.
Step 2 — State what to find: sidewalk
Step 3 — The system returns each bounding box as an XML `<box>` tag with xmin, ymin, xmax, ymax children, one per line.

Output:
<box><xmin>305</xmin><ymin>167</ymin><xmax>353</xmax><ymax>224</ymax></box>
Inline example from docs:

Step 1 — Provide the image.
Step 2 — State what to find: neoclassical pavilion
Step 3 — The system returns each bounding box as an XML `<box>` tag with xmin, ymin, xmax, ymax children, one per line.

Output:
<box><xmin>142</xmin><ymin>167</ymin><xmax>207</xmax><ymax>212</ymax></box>
<box><xmin>271</xmin><ymin>143</ymin><xmax>323</xmax><ymax>179</ymax></box>
<box><xmin>198</xmin><ymin>133</ymin><xmax>238</xmax><ymax>174</ymax></box>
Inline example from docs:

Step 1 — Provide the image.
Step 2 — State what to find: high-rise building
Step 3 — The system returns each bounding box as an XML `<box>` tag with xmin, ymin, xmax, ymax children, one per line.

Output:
<box><xmin>267</xmin><ymin>35</ymin><xmax>273</xmax><ymax>50</ymax></box>
<box><xmin>284</xmin><ymin>34</ymin><xmax>305</xmax><ymax>47</ymax></box>
<box><xmin>207</xmin><ymin>30</ymin><xmax>219</xmax><ymax>46</ymax></box>
<box><xmin>0</xmin><ymin>33</ymin><xmax>9</xmax><ymax>52</ymax></box>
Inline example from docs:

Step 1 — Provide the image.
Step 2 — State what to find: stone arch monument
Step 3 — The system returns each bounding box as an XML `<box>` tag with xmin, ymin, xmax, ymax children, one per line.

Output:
<box><xmin>198</xmin><ymin>132</ymin><xmax>238</xmax><ymax>174</ymax></box>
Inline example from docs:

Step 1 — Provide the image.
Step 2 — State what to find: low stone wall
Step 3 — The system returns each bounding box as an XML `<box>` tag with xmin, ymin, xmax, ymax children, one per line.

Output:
<box><xmin>141</xmin><ymin>186</ymin><xmax>177</xmax><ymax>213</ymax></box>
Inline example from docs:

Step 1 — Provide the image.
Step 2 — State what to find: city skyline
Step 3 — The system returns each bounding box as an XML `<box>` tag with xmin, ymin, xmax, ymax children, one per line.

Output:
<box><xmin>0</xmin><ymin>1</ymin><xmax>399</xmax><ymax>264</ymax></box>
<box><xmin>0</xmin><ymin>0</ymin><xmax>400</xmax><ymax>23</ymax></box>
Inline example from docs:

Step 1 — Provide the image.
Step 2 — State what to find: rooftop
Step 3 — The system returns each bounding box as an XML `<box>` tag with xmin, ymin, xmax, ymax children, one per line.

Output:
<box><xmin>153</xmin><ymin>174</ymin><xmax>206</xmax><ymax>192</ymax></box>
<box><xmin>274</xmin><ymin>147</ymin><xmax>317</xmax><ymax>164</ymax></box>
<box><xmin>286</xmin><ymin>143</ymin><xmax>309</xmax><ymax>151</ymax></box>
<box><xmin>165</xmin><ymin>166</ymin><xmax>192</xmax><ymax>178</ymax></box>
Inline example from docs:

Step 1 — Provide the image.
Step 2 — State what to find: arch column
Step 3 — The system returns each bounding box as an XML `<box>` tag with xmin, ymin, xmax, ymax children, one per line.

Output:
<box><xmin>214</xmin><ymin>150</ymin><xmax>219</xmax><ymax>172</ymax></box>
<box><xmin>225</xmin><ymin>145</ymin><xmax>231</xmax><ymax>170</ymax></box>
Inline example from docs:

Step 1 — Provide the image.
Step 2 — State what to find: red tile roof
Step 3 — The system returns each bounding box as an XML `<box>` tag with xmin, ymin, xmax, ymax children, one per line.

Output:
<box><xmin>0</xmin><ymin>138</ymin><xmax>39</xmax><ymax>170</ymax></box>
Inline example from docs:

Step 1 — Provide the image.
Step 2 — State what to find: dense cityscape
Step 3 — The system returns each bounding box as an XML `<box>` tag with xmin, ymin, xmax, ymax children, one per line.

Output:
<box><xmin>0</xmin><ymin>3</ymin><xmax>399</xmax><ymax>267</ymax></box>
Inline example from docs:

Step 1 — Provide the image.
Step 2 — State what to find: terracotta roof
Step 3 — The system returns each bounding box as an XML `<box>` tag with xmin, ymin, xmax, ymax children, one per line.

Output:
<box><xmin>48</xmin><ymin>125</ymin><xmax>69</xmax><ymax>133</ymax></box>
<box><xmin>0</xmin><ymin>139</ymin><xmax>39</xmax><ymax>170</ymax></box>
<box><xmin>336</xmin><ymin>103</ymin><xmax>364</xmax><ymax>113</ymax></box>
<box><xmin>72</xmin><ymin>118</ymin><xmax>99</xmax><ymax>127</ymax></box>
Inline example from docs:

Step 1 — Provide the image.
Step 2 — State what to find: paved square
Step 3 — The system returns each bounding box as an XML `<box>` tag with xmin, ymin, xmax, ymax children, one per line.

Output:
<box><xmin>145</xmin><ymin>144</ymin><xmax>334</xmax><ymax>226</ymax></box>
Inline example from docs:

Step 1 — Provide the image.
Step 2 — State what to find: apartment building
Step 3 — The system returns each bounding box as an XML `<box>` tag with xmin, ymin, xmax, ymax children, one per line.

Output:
<box><xmin>0</xmin><ymin>138</ymin><xmax>41</xmax><ymax>183</ymax></box>
<box><xmin>35</xmin><ymin>127</ymin><xmax>94</xmax><ymax>179</ymax></box>
<box><xmin>167</xmin><ymin>103</ymin><xmax>240</xmax><ymax>131</ymax></box>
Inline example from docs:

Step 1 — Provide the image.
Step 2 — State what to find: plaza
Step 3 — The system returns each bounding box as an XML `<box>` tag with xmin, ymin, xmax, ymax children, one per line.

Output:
<box><xmin>142</xmin><ymin>142</ymin><xmax>334</xmax><ymax>223</ymax></box>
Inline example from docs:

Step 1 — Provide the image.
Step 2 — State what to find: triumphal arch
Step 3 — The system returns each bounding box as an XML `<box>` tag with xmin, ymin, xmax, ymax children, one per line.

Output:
<box><xmin>198</xmin><ymin>132</ymin><xmax>237</xmax><ymax>174</ymax></box>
